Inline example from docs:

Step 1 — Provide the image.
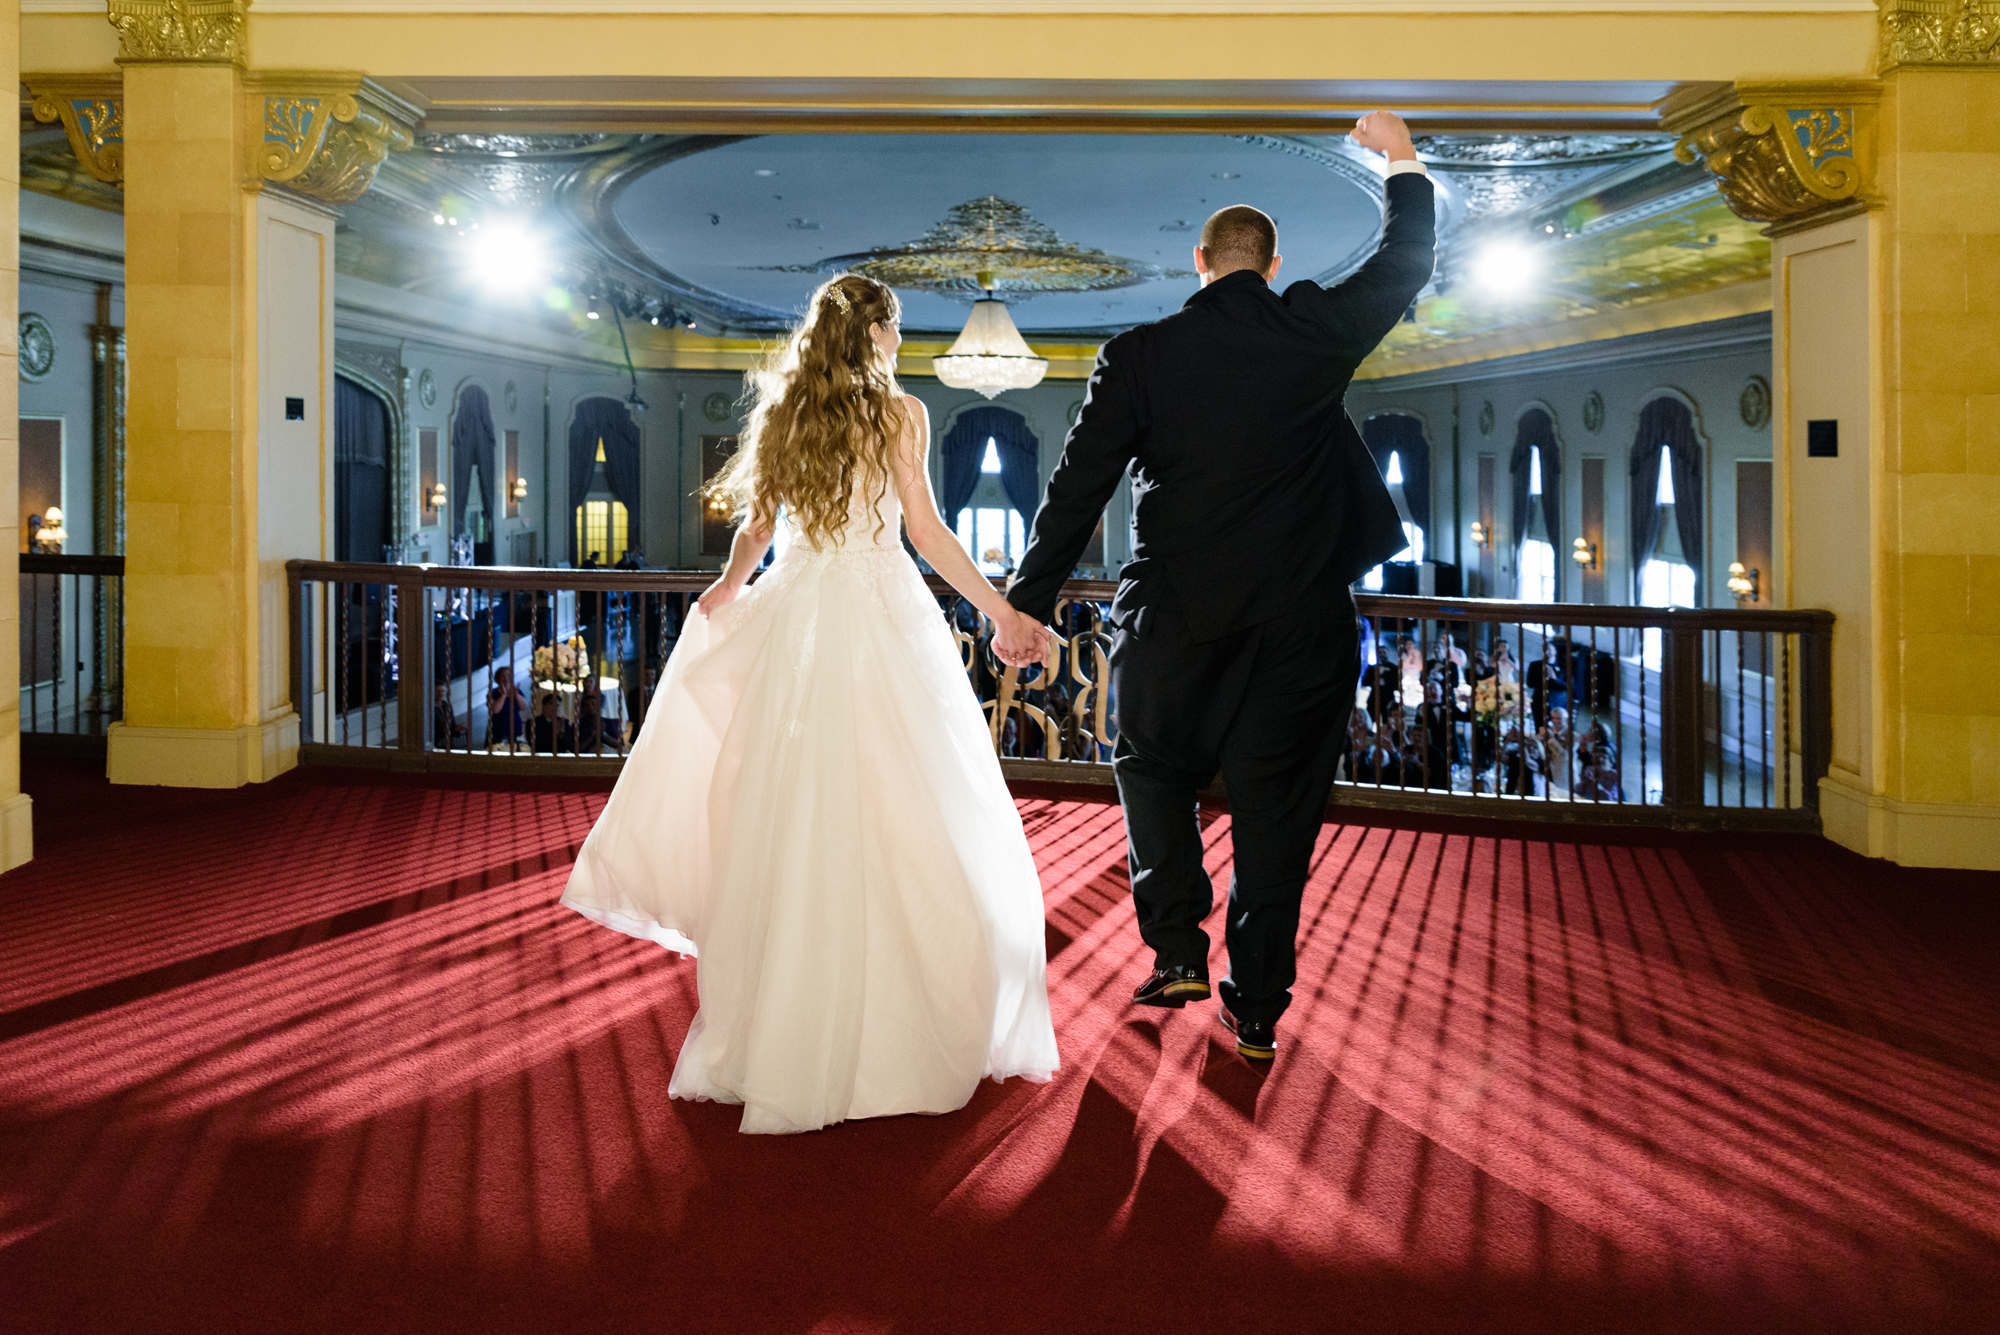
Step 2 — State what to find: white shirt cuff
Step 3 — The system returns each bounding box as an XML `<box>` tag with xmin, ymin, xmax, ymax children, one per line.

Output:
<box><xmin>1386</xmin><ymin>159</ymin><xmax>1428</xmax><ymax>178</ymax></box>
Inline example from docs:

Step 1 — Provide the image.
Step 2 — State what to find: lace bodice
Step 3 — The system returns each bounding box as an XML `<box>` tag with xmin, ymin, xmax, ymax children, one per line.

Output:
<box><xmin>782</xmin><ymin>482</ymin><xmax>904</xmax><ymax>554</ymax></box>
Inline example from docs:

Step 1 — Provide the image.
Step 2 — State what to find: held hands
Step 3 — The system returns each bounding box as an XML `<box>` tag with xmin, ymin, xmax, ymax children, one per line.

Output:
<box><xmin>1349</xmin><ymin>110</ymin><xmax>1416</xmax><ymax>164</ymax></box>
<box><xmin>991</xmin><ymin>606</ymin><xmax>1055</xmax><ymax>669</ymax></box>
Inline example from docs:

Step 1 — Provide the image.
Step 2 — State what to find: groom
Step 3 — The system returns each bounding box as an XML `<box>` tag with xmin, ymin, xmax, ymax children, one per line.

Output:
<box><xmin>997</xmin><ymin>111</ymin><xmax>1434</xmax><ymax>1061</ymax></box>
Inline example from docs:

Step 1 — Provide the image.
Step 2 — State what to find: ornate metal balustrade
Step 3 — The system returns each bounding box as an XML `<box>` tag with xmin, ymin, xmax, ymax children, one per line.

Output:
<box><xmin>286</xmin><ymin>560</ymin><xmax>1831</xmax><ymax>831</ymax></box>
<box><xmin>19</xmin><ymin>554</ymin><xmax>124</xmax><ymax>753</ymax></box>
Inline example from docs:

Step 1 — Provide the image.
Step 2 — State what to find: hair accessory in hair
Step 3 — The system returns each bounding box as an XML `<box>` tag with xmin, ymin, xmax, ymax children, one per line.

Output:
<box><xmin>826</xmin><ymin>284</ymin><xmax>853</xmax><ymax>315</ymax></box>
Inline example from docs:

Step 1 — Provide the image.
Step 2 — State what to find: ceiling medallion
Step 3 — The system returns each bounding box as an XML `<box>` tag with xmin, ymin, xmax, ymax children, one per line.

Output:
<box><xmin>821</xmin><ymin>196</ymin><xmax>1169</xmax><ymax>296</ymax></box>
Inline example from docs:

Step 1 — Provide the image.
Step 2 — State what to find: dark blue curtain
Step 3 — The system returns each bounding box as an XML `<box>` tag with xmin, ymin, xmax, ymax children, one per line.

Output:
<box><xmin>334</xmin><ymin>376</ymin><xmax>390</xmax><ymax>563</ymax></box>
<box><xmin>1630</xmin><ymin>396</ymin><xmax>1703</xmax><ymax>602</ymax></box>
<box><xmin>450</xmin><ymin>384</ymin><xmax>497</xmax><ymax>559</ymax></box>
<box><xmin>568</xmin><ymin>397</ymin><xmax>643</xmax><ymax>565</ymax></box>
<box><xmin>1360</xmin><ymin>413</ymin><xmax>1431</xmax><ymax>540</ymax></box>
<box><xmin>1509</xmin><ymin>408</ymin><xmax>1562</xmax><ymax>600</ymax></box>
<box><xmin>939</xmin><ymin>406</ymin><xmax>1040</xmax><ymax>528</ymax></box>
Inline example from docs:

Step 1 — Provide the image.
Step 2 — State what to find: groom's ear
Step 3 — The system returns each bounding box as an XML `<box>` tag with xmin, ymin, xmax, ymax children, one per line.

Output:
<box><xmin>1265</xmin><ymin>254</ymin><xmax>1284</xmax><ymax>284</ymax></box>
<box><xmin>1192</xmin><ymin>244</ymin><xmax>1210</xmax><ymax>277</ymax></box>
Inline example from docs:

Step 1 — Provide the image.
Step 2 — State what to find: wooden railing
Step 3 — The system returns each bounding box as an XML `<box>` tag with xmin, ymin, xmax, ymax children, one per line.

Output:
<box><xmin>19</xmin><ymin>553</ymin><xmax>124</xmax><ymax>751</ymax></box>
<box><xmin>285</xmin><ymin>560</ymin><xmax>1832</xmax><ymax>831</ymax></box>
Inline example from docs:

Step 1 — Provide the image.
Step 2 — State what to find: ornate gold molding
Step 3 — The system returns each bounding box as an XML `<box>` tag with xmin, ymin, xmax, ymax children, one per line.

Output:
<box><xmin>1881</xmin><ymin>0</ymin><xmax>2000</xmax><ymax>68</ymax></box>
<box><xmin>1661</xmin><ymin>81</ymin><xmax>1880</xmax><ymax>231</ymax></box>
<box><xmin>245</xmin><ymin>75</ymin><xmax>420</xmax><ymax>205</ymax></box>
<box><xmin>26</xmin><ymin>75</ymin><xmax>126</xmax><ymax>188</ymax></box>
<box><xmin>107</xmin><ymin>0</ymin><xmax>246</xmax><ymax>65</ymax></box>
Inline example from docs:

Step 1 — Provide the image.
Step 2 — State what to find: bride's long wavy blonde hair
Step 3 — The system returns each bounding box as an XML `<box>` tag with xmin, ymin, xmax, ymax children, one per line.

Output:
<box><xmin>706</xmin><ymin>274</ymin><xmax>907</xmax><ymax>549</ymax></box>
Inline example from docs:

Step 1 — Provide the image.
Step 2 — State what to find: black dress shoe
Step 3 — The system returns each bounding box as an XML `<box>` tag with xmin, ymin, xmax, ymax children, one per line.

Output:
<box><xmin>1219</xmin><ymin>1006</ymin><xmax>1276</xmax><ymax>1060</ymax></box>
<box><xmin>1132</xmin><ymin>964</ymin><xmax>1211</xmax><ymax>1008</ymax></box>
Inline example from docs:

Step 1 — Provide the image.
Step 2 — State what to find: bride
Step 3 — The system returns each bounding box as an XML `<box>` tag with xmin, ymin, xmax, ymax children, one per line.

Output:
<box><xmin>561</xmin><ymin>274</ymin><xmax>1060</xmax><ymax>1134</ymax></box>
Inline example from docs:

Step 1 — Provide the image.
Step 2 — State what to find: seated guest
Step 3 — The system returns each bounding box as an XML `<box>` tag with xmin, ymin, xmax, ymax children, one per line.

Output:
<box><xmin>1499</xmin><ymin>723</ymin><xmax>1546</xmax><ymax>797</ymax></box>
<box><xmin>488</xmin><ymin>665</ymin><xmax>527</xmax><ymax>748</ymax></box>
<box><xmin>575</xmin><ymin>679</ymin><xmax>605</xmax><ymax>754</ymax></box>
<box><xmin>432</xmin><ymin>682</ymin><xmax>466</xmax><ymax>750</ymax></box>
<box><xmin>1403</xmin><ymin>722</ymin><xmax>1451</xmax><ymax>790</ymax></box>
<box><xmin>531</xmin><ymin>692</ymin><xmax>573</xmax><ymax>755</ymax></box>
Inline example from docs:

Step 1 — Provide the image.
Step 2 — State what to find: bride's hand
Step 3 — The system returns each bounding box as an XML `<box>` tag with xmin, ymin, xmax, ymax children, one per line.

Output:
<box><xmin>992</xmin><ymin>608</ymin><xmax>1053</xmax><ymax>668</ymax></box>
<box><xmin>697</xmin><ymin>578</ymin><xmax>739</xmax><ymax>616</ymax></box>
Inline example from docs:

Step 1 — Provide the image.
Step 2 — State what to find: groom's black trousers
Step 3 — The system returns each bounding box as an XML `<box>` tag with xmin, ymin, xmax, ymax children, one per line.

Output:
<box><xmin>1109</xmin><ymin>589</ymin><xmax>1360</xmax><ymax>1026</ymax></box>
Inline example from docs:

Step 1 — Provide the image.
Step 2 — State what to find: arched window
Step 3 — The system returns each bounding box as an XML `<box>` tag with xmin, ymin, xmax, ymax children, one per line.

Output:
<box><xmin>939</xmin><ymin>407</ymin><xmax>1040</xmax><ymax>575</ymax></box>
<box><xmin>1359</xmin><ymin>414</ymin><xmax>1430</xmax><ymax>590</ymax></box>
<box><xmin>1509</xmin><ymin>408</ymin><xmax>1562</xmax><ymax>603</ymax></box>
<box><xmin>1630</xmin><ymin>397</ymin><xmax>1702</xmax><ymax>610</ymax></box>
<box><xmin>573</xmin><ymin>440</ymin><xmax>630</xmax><ymax>566</ymax></box>
<box><xmin>567</xmin><ymin>398</ymin><xmax>642</xmax><ymax>567</ymax></box>
<box><xmin>334</xmin><ymin>375</ymin><xmax>392</xmax><ymax>563</ymax></box>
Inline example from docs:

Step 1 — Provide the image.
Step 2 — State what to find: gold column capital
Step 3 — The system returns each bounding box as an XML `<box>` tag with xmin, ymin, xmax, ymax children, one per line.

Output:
<box><xmin>244</xmin><ymin>73</ymin><xmax>419</xmax><ymax>206</ymax></box>
<box><xmin>107</xmin><ymin>0</ymin><xmax>247</xmax><ymax>66</ymax></box>
<box><xmin>1879</xmin><ymin>0</ymin><xmax>2000</xmax><ymax>70</ymax></box>
<box><xmin>25</xmin><ymin>74</ymin><xmax>125</xmax><ymax>188</ymax></box>
<box><xmin>1661</xmin><ymin>80</ymin><xmax>1881</xmax><ymax>234</ymax></box>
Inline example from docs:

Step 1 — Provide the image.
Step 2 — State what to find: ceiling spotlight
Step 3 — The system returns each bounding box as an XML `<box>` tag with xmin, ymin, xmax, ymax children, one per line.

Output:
<box><xmin>433</xmin><ymin>213</ymin><xmax>445</xmax><ymax>225</ymax></box>
<box><xmin>1470</xmin><ymin>239</ymin><xmax>1539</xmax><ymax>295</ymax></box>
<box><xmin>1213</xmin><ymin>171</ymin><xmax>1240</xmax><ymax>180</ymax></box>
<box><xmin>586</xmin><ymin>300</ymin><xmax>601</xmax><ymax>320</ymax></box>
<box><xmin>465</xmin><ymin>218</ymin><xmax>548</xmax><ymax>294</ymax></box>
<box><xmin>754</xmin><ymin>168</ymin><xmax>777</xmax><ymax>177</ymax></box>
<box><xmin>649</xmin><ymin>313</ymin><xmax>660</xmax><ymax>325</ymax></box>
<box><xmin>685</xmin><ymin>319</ymin><xmax>697</xmax><ymax>330</ymax></box>
<box><xmin>447</xmin><ymin>216</ymin><xmax>458</xmax><ymax>226</ymax></box>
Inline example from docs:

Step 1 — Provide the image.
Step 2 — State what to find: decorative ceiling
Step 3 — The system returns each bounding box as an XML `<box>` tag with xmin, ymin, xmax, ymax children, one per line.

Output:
<box><xmin>21</xmin><ymin>122</ymin><xmax>1771</xmax><ymax>367</ymax></box>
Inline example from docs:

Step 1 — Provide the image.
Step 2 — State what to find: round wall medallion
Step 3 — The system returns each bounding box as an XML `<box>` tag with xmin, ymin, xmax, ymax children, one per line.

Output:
<box><xmin>1740</xmin><ymin>375</ymin><xmax>1771</xmax><ymax>429</ymax></box>
<box><xmin>18</xmin><ymin>313</ymin><xmax>55</xmax><ymax>383</ymax></box>
<box><xmin>417</xmin><ymin>368</ymin><xmax>437</xmax><ymax>408</ymax></box>
<box><xmin>504</xmin><ymin>380</ymin><xmax>518</xmax><ymax>415</ymax></box>
<box><xmin>1581</xmin><ymin>390</ymin><xmax>1605</xmax><ymax>433</ymax></box>
<box><xmin>701</xmin><ymin>391</ymin><xmax>734</xmax><ymax>423</ymax></box>
<box><xmin>1477</xmin><ymin>400</ymin><xmax>1495</xmax><ymax>436</ymax></box>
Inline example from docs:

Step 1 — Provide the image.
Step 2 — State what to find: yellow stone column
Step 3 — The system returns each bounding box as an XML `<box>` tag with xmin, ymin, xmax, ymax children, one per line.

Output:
<box><xmin>101</xmin><ymin>1</ymin><xmax>412</xmax><ymax>787</ymax></box>
<box><xmin>106</xmin><ymin>4</ymin><xmax>284</xmax><ymax>786</ymax></box>
<box><xmin>0</xmin><ymin>0</ymin><xmax>37</xmax><ymax>866</ymax></box>
<box><xmin>1669</xmin><ymin>42</ymin><xmax>2000</xmax><ymax>869</ymax></box>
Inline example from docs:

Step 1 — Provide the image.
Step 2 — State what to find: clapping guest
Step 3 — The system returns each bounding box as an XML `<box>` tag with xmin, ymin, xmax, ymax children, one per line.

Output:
<box><xmin>488</xmin><ymin>665</ymin><xmax>527</xmax><ymax>749</ymax></box>
<box><xmin>1527</xmin><ymin>639</ymin><xmax>1570</xmax><ymax>727</ymax></box>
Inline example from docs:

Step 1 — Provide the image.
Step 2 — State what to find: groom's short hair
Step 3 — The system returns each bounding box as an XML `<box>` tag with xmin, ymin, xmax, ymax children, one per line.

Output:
<box><xmin>1200</xmin><ymin>205</ymin><xmax>1277</xmax><ymax>275</ymax></box>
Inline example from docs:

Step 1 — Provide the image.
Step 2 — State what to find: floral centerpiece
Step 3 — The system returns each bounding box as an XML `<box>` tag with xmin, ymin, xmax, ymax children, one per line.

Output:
<box><xmin>1473</xmin><ymin>678</ymin><xmax>1522</xmax><ymax>726</ymax></box>
<box><xmin>533</xmin><ymin>635</ymin><xmax>589</xmax><ymax>687</ymax></box>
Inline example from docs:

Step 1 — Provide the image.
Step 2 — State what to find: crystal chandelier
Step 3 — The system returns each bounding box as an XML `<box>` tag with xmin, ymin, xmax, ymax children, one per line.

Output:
<box><xmin>933</xmin><ymin>277</ymin><xmax>1048</xmax><ymax>400</ymax></box>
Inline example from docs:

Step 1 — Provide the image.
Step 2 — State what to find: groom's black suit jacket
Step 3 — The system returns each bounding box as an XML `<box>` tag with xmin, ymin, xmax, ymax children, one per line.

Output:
<box><xmin>1006</xmin><ymin>171</ymin><xmax>1436</xmax><ymax>643</ymax></box>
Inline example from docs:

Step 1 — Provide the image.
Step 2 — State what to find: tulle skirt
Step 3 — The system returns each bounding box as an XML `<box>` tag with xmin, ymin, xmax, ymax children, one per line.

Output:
<box><xmin>560</xmin><ymin>540</ymin><xmax>1058</xmax><ymax>1133</ymax></box>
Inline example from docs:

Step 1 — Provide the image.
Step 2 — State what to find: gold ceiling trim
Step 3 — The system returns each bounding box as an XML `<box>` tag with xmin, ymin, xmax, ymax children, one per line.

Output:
<box><xmin>1660</xmin><ymin>80</ymin><xmax>1878</xmax><ymax>229</ymax></box>
<box><xmin>246</xmin><ymin>73</ymin><xmax>421</xmax><ymax>205</ymax></box>
<box><xmin>1880</xmin><ymin>0</ymin><xmax>2000</xmax><ymax>67</ymax></box>
<box><xmin>106</xmin><ymin>0</ymin><xmax>246</xmax><ymax>64</ymax></box>
<box><xmin>26</xmin><ymin>74</ymin><xmax>125</xmax><ymax>187</ymax></box>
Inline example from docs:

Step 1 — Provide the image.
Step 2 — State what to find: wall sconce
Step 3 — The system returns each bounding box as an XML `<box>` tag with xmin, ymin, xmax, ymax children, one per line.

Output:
<box><xmin>427</xmin><ymin>482</ymin><xmax>447</xmax><ymax>513</ymax></box>
<box><xmin>1469</xmin><ymin>520</ymin><xmax>1489</xmax><ymax>549</ymax></box>
<box><xmin>511</xmin><ymin>476</ymin><xmax>529</xmax><ymax>502</ymax></box>
<box><xmin>1571</xmin><ymin>536</ymin><xmax>1598</xmax><ymax>570</ymax></box>
<box><xmin>1727</xmin><ymin>561</ymin><xmax>1760</xmax><ymax>602</ymax></box>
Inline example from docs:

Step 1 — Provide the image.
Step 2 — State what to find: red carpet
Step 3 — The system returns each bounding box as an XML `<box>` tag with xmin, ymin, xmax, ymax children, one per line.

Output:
<box><xmin>2</xmin><ymin>760</ymin><xmax>1998</xmax><ymax>1334</ymax></box>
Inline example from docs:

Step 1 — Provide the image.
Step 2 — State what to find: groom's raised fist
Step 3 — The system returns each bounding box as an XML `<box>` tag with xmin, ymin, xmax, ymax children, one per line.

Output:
<box><xmin>1350</xmin><ymin>111</ymin><xmax>1416</xmax><ymax>163</ymax></box>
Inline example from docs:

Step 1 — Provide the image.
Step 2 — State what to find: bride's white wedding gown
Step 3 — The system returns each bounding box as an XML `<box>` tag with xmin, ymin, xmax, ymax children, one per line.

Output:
<box><xmin>561</xmin><ymin>483</ymin><xmax>1059</xmax><ymax>1133</ymax></box>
